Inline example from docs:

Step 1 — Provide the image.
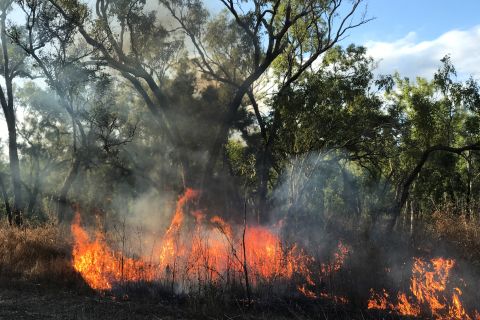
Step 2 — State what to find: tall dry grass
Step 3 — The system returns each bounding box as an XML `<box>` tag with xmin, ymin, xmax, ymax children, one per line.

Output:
<box><xmin>0</xmin><ymin>220</ymin><xmax>80</xmax><ymax>285</ymax></box>
<box><xmin>426</xmin><ymin>210</ymin><xmax>480</xmax><ymax>267</ymax></box>
<box><xmin>0</xmin><ymin>206</ymin><xmax>479</xmax><ymax>299</ymax></box>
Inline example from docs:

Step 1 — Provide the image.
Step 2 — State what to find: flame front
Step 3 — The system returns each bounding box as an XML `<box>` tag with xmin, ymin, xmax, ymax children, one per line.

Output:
<box><xmin>71</xmin><ymin>189</ymin><xmax>349</xmax><ymax>294</ymax></box>
<box><xmin>71</xmin><ymin>214</ymin><xmax>156</xmax><ymax>290</ymax></box>
<box><xmin>367</xmin><ymin>257</ymin><xmax>480</xmax><ymax>319</ymax></box>
<box><xmin>72</xmin><ymin>189</ymin><xmax>479</xmax><ymax>319</ymax></box>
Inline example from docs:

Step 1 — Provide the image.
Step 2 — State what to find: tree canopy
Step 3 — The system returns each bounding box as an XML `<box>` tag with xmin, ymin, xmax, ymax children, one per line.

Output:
<box><xmin>0</xmin><ymin>0</ymin><xmax>479</xmax><ymax>238</ymax></box>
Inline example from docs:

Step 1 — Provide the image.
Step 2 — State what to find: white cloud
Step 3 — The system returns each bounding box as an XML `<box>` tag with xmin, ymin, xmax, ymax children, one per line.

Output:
<box><xmin>366</xmin><ymin>25</ymin><xmax>480</xmax><ymax>80</ymax></box>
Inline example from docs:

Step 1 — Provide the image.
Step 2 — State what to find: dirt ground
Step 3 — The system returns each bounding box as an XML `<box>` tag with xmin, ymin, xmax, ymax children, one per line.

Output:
<box><xmin>0</xmin><ymin>280</ymin><xmax>404</xmax><ymax>320</ymax></box>
<box><xmin>0</xmin><ymin>280</ymin><xmax>187</xmax><ymax>320</ymax></box>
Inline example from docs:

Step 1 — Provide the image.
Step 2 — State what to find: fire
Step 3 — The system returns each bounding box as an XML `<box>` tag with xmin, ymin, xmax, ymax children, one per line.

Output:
<box><xmin>157</xmin><ymin>188</ymin><xmax>198</xmax><ymax>267</ymax></box>
<box><xmin>321</xmin><ymin>241</ymin><xmax>350</xmax><ymax>274</ymax></box>
<box><xmin>368</xmin><ymin>289</ymin><xmax>390</xmax><ymax>310</ymax></box>
<box><xmin>298</xmin><ymin>284</ymin><xmax>317</xmax><ymax>299</ymax></box>
<box><xmin>71</xmin><ymin>188</ymin><xmax>350</xmax><ymax>297</ymax></box>
<box><xmin>80</xmin><ymin>188</ymin><xmax>480</xmax><ymax>315</ymax></box>
<box><xmin>244</xmin><ymin>226</ymin><xmax>293</xmax><ymax>279</ymax></box>
<box><xmin>367</xmin><ymin>257</ymin><xmax>479</xmax><ymax>319</ymax></box>
<box><xmin>296</xmin><ymin>241</ymin><xmax>351</xmax><ymax>301</ymax></box>
<box><xmin>396</xmin><ymin>292</ymin><xmax>420</xmax><ymax>316</ymax></box>
<box><xmin>71</xmin><ymin>214</ymin><xmax>156</xmax><ymax>290</ymax></box>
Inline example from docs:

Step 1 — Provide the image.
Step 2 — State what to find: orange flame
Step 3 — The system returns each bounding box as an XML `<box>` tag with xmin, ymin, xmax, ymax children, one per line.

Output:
<box><xmin>71</xmin><ymin>214</ymin><xmax>156</xmax><ymax>290</ymax></box>
<box><xmin>71</xmin><ymin>188</ymin><xmax>350</xmax><ymax>296</ymax></box>
<box><xmin>368</xmin><ymin>288</ymin><xmax>390</xmax><ymax>310</ymax></box>
<box><xmin>321</xmin><ymin>241</ymin><xmax>350</xmax><ymax>274</ymax></box>
<box><xmin>367</xmin><ymin>257</ymin><xmax>478</xmax><ymax>319</ymax></box>
<box><xmin>157</xmin><ymin>188</ymin><xmax>199</xmax><ymax>267</ymax></box>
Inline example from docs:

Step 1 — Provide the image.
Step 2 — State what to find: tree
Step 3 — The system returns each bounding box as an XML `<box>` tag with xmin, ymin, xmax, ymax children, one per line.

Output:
<box><xmin>42</xmin><ymin>0</ymin><xmax>370</xmax><ymax>202</ymax></box>
<box><xmin>380</xmin><ymin>57</ymin><xmax>480</xmax><ymax>231</ymax></box>
<box><xmin>163</xmin><ymin>0</ymin><xmax>371</xmax><ymax>185</ymax></box>
<box><xmin>0</xmin><ymin>0</ymin><xmax>30</xmax><ymax>225</ymax></box>
<box><xmin>10</xmin><ymin>0</ymin><xmax>99</xmax><ymax>221</ymax></box>
<box><xmin>152</xmin><ymin>0</ymin><xmax>370</xmax><ymax>222</ymax></box>
<box><xmin>263</xmin><ymin>45</ymin><xmax>396</xmax><ymax>223</ymax></box>
<box><xmin>47</xmin><ymin>0</ymin><xmax>183</xmax><ymax>141</ymax></box>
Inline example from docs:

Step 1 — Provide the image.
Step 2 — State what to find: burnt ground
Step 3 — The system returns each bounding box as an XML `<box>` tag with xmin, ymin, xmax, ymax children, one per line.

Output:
<box><xmin>0</xmin><ymin>280</ymin><xmax>186</xmax><ymax>320</ymax></box>
<box><xmin>0</xmin><ymin>279</ymin><xmax>413</xmax><ymax>320</ymax></box>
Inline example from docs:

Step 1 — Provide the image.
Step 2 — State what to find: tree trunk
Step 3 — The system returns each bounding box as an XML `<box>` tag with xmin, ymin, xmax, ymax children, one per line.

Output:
<box><xmin>256</xmin><ymin>148</ymin><xmax>273</xmax><ymax>224</ymax></box>
<box><xmin>465</xmin><ymin>151</ymin><xmax>472</xmax><ymax>220</ymax></box>
<box><xmin>26</xmin><ymin>159</ymin><xmax>41</xmax><ymax>218</ymax></box>
<box><xmin>6</xmin><ymin>112</ymin><xmax>23</xmax><ymax>226</ymax></box>
<box><xmin>6</xmin><ymin>108</ymin><xmax>23</xmax><ymax>226</ymax></box>
<box><xmin>202</xmin><ymin>63</ymin><xmax>271</xmax><ymax>190</ymax></box>
<box><xmin>57</xmin><ymin>157</ymin><xmax>81</xmax><ymax>223</ymax></box>
<box><xmin>1</xmin><ymin>9</ymin><xmax>23</xmax><ymax>226</ymax></box>
<box><xmin>387</xmin><ymin>143</ymin><xmax>480</xmax><ymax>233</ymax></box>
<box><xmin>0</xmin><ymin>173</ymin><xmax>12</xmax><ymax>225</ymax></box>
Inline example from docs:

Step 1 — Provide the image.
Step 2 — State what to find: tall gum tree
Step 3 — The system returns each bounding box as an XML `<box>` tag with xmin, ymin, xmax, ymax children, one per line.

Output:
<box><xmin>47</xmin><ymin>0</ymin><xmax>195</xmax><ymax>186</ymax></box>
<box><xmin>45</xmin><ymin>0</ymin><xmax>370</xmax><ymax>220</ymax></box>
<box><xmin>0</xmin><ymin>0</ymin><xmax>29</xmax><ymax>225</ymax></box>
<box><xmin>379</xmin><ymin>57</ymin><xmax>480</xmax><ymax>232</ymax></box>
<box><xmin>10</xmin><ymin>0</ymin><xmax>96</xmax><ymax>222</ymax></box>
<box><xmin>161</xmin><ymin>0</ymin><xmax>371</xmax><ymax>216</ymax></box>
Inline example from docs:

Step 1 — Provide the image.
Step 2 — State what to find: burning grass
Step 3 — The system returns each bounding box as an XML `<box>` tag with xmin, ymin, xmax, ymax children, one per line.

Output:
<box><xmin>67</xmin><ymin>189</ymin><xmax>480</xmax><ymax>319</ymax></box>
<box><xmin>70</xmin><ymin>189</ymin><xmax>352</xmax><ymax>302</ymax></box>
<box><xmin>2</xmin><ymin>195</ymin><xmax>480</xmax><ymax>319</ymax></box>
<box><xmin>367</xmin><ymin>257</ymin><xmax>480</xmax><ymax>319</ymax></box>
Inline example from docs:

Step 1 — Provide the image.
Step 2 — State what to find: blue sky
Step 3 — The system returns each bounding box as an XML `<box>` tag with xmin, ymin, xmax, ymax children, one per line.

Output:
<box><xmin>349</xmin><ymin>0</ymin><xmax>480</xmax><ymax>43</ymax></box>
<box><xmin>344</xmin><ymin>0</ymin><xmax>480</xmax><ymax>79</ymax></box>
<box><xmin>204</xmin><ymin>0</ymin><xmax>480</xmax><ymax>42</ymax></box>
<box><xmin>4</xmin><ymin>0</ymin><xmax>480</xmax><ymax>79</ymax></box>
<box><xmin>204</xmin><ymin>0</ymin><xmax>480</xmax><ymax>79</ymax></box>
<box><xmin>7</xmin><ymin>0</ymin><xmax>480</xmax><ymax>80</ymax></box>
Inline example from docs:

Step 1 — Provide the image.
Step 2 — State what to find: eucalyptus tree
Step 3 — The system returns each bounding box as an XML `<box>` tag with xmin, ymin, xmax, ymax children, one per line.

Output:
<box><xmin>6</xmin><ymin>0</ymin><xmax>142</xmax><ymax>222</ymax></box>
<box><xmin>0</xmin><ymin>0</ymin><xmax>30</xmax><ymax>225</ymax></box>
<box><xmin>41</xmin><ymin>0</ymin><xmax>370</xmax><ymax>199</ymax></box>
<box><xmin>0</xmin><ymin>153</ymin><xmax>12</xmax><ymax>223</ymax></box>
<box><xmin>259</xmin><ymin>45</ymin><xmax>398</xmax><ymax>223</ymax></box>
<box><xmin>151</xmin><ymin>0</ymin><xmax>370</xmax><ymax>222</ymax></box>
<box><xmin>14</xmin><ymin>78</ymin><xmax>138</xmax><ymax>222</ymax></box>
<box><xmin>9</xmin><ymin>0</ymin><xmax>100</xmax><ymax>221</ymax></box>
<box><xmin>47</xmin><ymin>0</ymin><xmax>184</xmax><ymax>142</ymax></box>
<box><xmin>15</xmin><ymin>83</ymin><xmax>72</xmax><ymax>219</ymax></box>
<box><xmin>381</xmin><ymin>57</ymin><xmax>480</xmax><ymax>231</ymax></box>
<box><xmin>162</xmin><ymin>0</ymin><xmax>371</xmax><ymax>185</ymax></box>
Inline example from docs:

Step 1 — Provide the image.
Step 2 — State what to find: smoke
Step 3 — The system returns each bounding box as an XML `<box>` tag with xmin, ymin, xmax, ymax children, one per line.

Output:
<box><xmin>101</xmin><ymin>188</ymin><xmax>177</xmax><ymax>260</ymax></box>
<box><xmin>271</xmin><ymin>150</ymin><xmax>385</xmax><ymax>243</ymax></box>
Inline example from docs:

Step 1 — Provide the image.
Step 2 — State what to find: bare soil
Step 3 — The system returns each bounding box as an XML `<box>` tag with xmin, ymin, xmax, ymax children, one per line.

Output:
<box><xmin>0</xmin><ymin>280</ymin><xmax>187</xmax><ymax>320</ymax></box>
<box><xmin>0</xmin><ymin>279</ymin><xmax>410</xmax><ymax>320</ymax></box>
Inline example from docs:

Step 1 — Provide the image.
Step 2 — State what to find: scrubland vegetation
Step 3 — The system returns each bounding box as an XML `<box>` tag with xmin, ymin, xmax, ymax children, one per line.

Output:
<box><xmin>1</xmin><ymin>0</ymin><xmax>480</xmax><ymax>318</ymax></box>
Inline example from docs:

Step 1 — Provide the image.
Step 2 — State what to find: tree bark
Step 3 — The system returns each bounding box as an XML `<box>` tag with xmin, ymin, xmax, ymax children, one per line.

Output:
<box><xmin>0</xmin><ymin>9</ymin><xmax>23</xmax><ymax>226</ymax></box>
<box><xmin>6</xmin><ymin>118</ymin><xmax>23</xmax><ymax>225</ymax></box>
<box><xmin>26</xmin><ymin>158</ymin><xmax>41</xmax><ymax>218</ymax></box>
<box><xmin>387</xmin><ymin>143</ymin><xmax>480</xmax><ymax>232</ymax></box>
<box><xmin>57</xmin><ymin>157</ymin><xmax>81</xmax><ymax>223</ymax></box>
<box><xmin>0</xmin><ymin>173</ymin><xmax>12</xmax><ymax>225</ymax></box>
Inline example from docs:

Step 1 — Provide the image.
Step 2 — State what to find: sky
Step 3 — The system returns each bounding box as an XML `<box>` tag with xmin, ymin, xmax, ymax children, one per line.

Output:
<box><xmin>202</xmin><ymin>0</ymin><xmax>480</xmax><ymax>79</ymax></box>
<box><xmin>348</xmin><ymin>0</ymin><xmax>480</xmax><ymax>79</ymax></box>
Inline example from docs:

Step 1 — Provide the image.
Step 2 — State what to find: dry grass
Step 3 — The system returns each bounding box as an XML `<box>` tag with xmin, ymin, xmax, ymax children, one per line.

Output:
<box><xmin>1</xmin><ymin>211</ymin><xmax>479</xmax><ymax>319</ymax></box>
<box><xmin>0</xmin><ymin>220</ymin><xmax>80</xmax><ymax>285</ymax></box>
<box><xmin>425</xmin><ymin>210</ymin><xmax>480</xmax><ymax>268</ymax></box>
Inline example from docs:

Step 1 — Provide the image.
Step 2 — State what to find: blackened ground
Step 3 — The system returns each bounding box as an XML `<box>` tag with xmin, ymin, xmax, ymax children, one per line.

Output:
<box><xmin>0</xmin><ymin>279</ymin><xmax>418</xmax><ymax>320</ymax></box>
<box><xmin>0</xmin><ymin>279</ymin><xmax>182</xmax><ymax>320</ymax></box>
